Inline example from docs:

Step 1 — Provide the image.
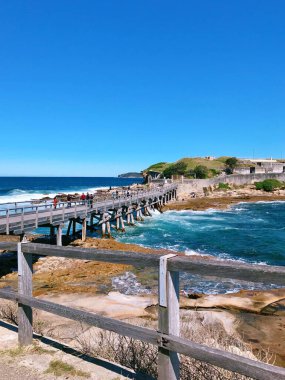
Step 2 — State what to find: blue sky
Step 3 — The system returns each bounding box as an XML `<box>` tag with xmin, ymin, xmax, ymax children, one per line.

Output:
<box><xmin>0</xmin><ymin>1</ymin><xmax>284</xmax><ymax>176</ymax></box>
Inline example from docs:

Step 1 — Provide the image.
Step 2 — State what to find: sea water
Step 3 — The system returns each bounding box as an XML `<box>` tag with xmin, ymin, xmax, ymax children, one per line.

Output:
<box><xmin>0</xmin><ymin>177</ymin><xmax>143</xmax><ymax>204</ymax></box>
<box><xmin>116</xmin><ymin>202</ymin><xmax>285</xmax><ymax>293</ymax></box>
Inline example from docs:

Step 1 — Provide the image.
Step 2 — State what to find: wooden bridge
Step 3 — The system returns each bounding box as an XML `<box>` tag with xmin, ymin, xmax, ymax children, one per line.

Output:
<box><xmin>0</xmin><ymin>241</ymin><xmax>284</xmax><ymax>379</ymax></box>
<box><xmin>0</xmin><ymin>184</ymin><xmax>177</xmax><ymax>244</ymax></box>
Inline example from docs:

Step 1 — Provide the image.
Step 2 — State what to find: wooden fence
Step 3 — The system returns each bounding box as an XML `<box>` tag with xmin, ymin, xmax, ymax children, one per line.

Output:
<box><xmin>0</xmin><ymin>241</ymin><xmax>285</xmax><ymax>380</ymax></box>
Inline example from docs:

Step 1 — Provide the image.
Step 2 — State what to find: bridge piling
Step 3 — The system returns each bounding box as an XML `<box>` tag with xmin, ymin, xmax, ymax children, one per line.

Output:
<box><xmin>82</xmin><ymin>218</ymin><xmax>87</xmax><ymax>242</ymax></box>
<box><xmin>56</xmin><ymin>225</ymin><xmax>63</xmax><ymax>246</ymax></box>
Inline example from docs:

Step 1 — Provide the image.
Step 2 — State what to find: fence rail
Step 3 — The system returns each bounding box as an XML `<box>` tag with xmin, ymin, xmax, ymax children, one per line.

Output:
<box><xmin>0</xmin><ymin>241</ymin><xmax>284</xmax><ymax>380</ymax></box>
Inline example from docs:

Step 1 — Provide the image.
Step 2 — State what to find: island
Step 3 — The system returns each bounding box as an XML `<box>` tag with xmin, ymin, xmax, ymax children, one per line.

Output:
<box><xmin>118</xmin><ymin>172</ymin><xmax>143</xmax><ymax>178</ymax></box>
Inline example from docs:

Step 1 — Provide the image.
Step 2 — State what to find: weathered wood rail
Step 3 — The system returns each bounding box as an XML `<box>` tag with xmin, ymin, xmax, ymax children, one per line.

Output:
<box><xmin>0</xmin><ymin>184</ymin><xmax>177</xmax><ymax>242</ymax></box>
<box><xmin>0</xmin><ymin>241</ymin><xmax>284</xmax><ymax>379</ymax></box>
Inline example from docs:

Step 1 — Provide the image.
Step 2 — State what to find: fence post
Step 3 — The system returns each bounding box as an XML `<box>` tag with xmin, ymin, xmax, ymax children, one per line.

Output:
<box><xmin>158</xmin><ymin>254</ymin><xmax>180</xmax><ymax>380</ymax></box>
<box><xmin>18</xmin><ymin>241</ymin><xmax>33</xmax><ymax>346</ymax></box>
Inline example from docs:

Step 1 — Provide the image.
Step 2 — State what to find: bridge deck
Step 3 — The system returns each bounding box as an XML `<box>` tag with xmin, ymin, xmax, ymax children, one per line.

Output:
<box><xmin>0</xmin><ymin>185</ymin><xmax>177</xmax><ymax>234</ymax></box>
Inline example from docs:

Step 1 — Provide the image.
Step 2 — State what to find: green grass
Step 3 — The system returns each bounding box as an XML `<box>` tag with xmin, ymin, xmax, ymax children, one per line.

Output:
<box><xmin>1</xmin><ymin>343</ymin><xmax>55</xmax><ymax>357</ymax></box>
<box><xmin>217</xmin><ymin>182</ymin><xmax>230</xmax><ymax>190</ymax></box>
<box><xmin>45</xmin><ymin>359</ymin><xmax>90</xmax><ymax>378</ymax></box>
<box><xmin>144</xmin><ymin>156</ymin><xmax>229</xmax><ymax>174</ymax></box>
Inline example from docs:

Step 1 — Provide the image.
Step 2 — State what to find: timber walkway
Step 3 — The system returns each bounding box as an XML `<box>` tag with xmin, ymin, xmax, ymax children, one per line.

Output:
<box><xmin>0</xmin><ymin>184</ymin><xmax>177</xmax><ymax>242</ymax></box>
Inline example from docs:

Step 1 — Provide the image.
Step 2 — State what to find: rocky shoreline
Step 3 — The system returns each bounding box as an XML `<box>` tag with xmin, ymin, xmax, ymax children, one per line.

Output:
<box><xmin>164</xmin><ymin>184</ymin><xmax>285</xmax><ymax>211</ymax></box>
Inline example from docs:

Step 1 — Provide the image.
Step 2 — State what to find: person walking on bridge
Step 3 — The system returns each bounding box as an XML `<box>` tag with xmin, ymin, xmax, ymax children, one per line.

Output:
<box><xmin>89</xmin><ymin>193</ymin><xmax>94</xmax><ymax>208</ymax></box>
<box><xmin>53</xmin><ymin>196</ymin><xmax>58</xmax><ymax>209</ymax></box>
<box><xmin>80</xmin><ymin>193</ymin><xmax>86</xmax><ymax>204</ymax></box>
<box><xmin>86</xmin><ymin>192</ymin><xmax>91</xmax><ymax>207</ymax></box>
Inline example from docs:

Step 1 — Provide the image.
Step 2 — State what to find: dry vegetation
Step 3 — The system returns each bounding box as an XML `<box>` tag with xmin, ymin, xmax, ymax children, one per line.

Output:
<box><xmin>72</xmin><ymin>313</ymin><xmax>272</xmax><ymax>380</ymax></box>
<box><xmin>0</xmin><ymin>299</ymin><xmax>276</xmax><ymax>380</ymax></box>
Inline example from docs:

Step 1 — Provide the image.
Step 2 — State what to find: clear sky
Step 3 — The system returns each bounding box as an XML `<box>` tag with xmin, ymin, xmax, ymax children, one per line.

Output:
<box><xmin>0</xmin><ymin>1</ymin><xmax>284</xmax><ymax>176</ymax></box>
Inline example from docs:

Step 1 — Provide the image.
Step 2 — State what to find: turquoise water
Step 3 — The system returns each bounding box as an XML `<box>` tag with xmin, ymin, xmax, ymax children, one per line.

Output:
<box><xmin>116</xmin><ymin>202</ymin><xmax>285</xmax><ymax>293</ymax></box>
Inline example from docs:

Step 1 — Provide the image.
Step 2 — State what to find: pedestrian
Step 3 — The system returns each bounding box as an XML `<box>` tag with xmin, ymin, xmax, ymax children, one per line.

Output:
<box><xmin>67</xmin><ymin>194</ymin><xmax>71</xmax><ymax>208</ymax></box>
<box><xmin>53</xmin><ymin>196</ymin><xmax>58</xmax><ymax>209</ymax></box>
<box><xmin>80</xmin><ymin>193</ymin><xmax>86</xmax><ymax>204</ymax></box>
<box><xmin>90</xmin><ymin>193</ymin><xmax>94</xmax><ymax>208</ymax></box>
<box><xmin>86</xmin><ymin>192</ymin><xmax>90</xmax><ymax>206</ymax></box>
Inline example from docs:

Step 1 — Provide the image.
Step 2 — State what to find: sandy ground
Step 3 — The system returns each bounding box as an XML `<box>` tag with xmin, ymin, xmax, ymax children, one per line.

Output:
<box><xmin>0</xmin><ymin>321</ymin><xmax>135</xmax><ymax>380</ymax></box>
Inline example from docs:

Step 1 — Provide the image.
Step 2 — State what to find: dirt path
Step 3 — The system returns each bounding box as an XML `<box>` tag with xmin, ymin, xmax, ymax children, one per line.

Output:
<box><xmin>0</xmin><ymin>323</ymin><xmax>135</xmax><ymax>380</ymax></box>
<box><xmin>0</xmin><ymin>358</ymin><xmax>42</xmax><ymax>380</ymax></box>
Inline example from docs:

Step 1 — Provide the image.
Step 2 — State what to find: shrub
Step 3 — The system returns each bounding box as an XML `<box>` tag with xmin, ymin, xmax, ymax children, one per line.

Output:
<box><xmin>193</xmin><ymin>165</ymin><xmax>209</xmax><ymax>179</ymax></box>
<box><xmin>218</xmin><ymin>182</ymin><xmax>230</xmax><ymax>190</ymax></box>
<box><xmin>163</xmin><ymin>162</ymin><xmax>187</xmax><ymax>178</ymax></box>
<box><xmin>74</xmin><ymin>313</ymin><xmax>271</xmax><ymax>380</ymax></box>
<box><xmin>225</xmin><ymin>157</ymin><xmax>238</xmax><ymax>174</ymax></box>
<box><xmin>255</xmin><ymin>179</ymin><xmax>283</xmax><ymax>192</ymax></box>
<box><xmin>209</xmin><ymin>168</ymin><xmax>221</xmax><ymax>177</ymax></box>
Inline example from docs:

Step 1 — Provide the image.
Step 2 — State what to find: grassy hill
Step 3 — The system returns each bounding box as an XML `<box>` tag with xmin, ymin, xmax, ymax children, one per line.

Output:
<box><xmin>144</xmin><ymin>157</ymin><xmax>228</xmax><ymax>174</ymax></box>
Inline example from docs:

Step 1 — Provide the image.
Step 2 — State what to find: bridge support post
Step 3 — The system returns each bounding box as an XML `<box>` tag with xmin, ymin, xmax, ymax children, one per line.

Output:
<box><xmin>106</xmin><ymin>216</ymin><xmax>111</xmax><ymax>237</ymax></box>
<box><xmin>18</xmin><ymin>242</ymin><xmax>33</xmax><ymax>346</ymax></box>
<box><xmin>130</xmin><ymin>210</ymin><xmax>135</xmax><ymax>225</ymax></box>
<box><xmin>56</xmin><ymin>225</ymin><xmax>63</xmax><ymax>246</ymax></box>
<box><xmin>50</xmin><ymin>226</ymin><xmax>55</xmax><ymax>242</ymax></box>
<box><xmin>66</xmin><ymin>220</ymin><xmax>72</xmax><ymax>237</ymax></box>
<box><xmin>120</xmin><ymin>215</ymin><xmax>125</xmax><ymax>232</ymax></box>
<box><xmin>82</xmin><ymin>218</ymin><xmax>87</xmax><ymax>242</ymax></box>
<box><xmin>72</xmin><ymin>219</ymin><xmax>76</xmax><ymax>236</ymax></box>
<box><xmin>158</xmin><ymin>254</ymin><xmax>180</xmax><ymax>380</ymax></box>
<box><xmin>126</xmin><ymin>207</ymin><xmax>131</xmax><ymax>225</ymax></box>
<box><xmin>136</xmin><ymin>205</ymin><xmax>143</xmax><ymax>221</ymax></box>
<box><xmin>101</xmin><ymin>213</ymin><xmax>111</xmax><ymax>238</ymax></box>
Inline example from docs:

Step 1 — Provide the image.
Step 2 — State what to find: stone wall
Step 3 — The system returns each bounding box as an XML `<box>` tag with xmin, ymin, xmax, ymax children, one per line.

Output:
<box><xmin>177</xmin><ymin>173</ymin><xmax>285</xmax><ymax>197</ymax></box>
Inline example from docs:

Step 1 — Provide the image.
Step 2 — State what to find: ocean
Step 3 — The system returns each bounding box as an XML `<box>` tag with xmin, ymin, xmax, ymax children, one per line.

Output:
<box><xmin>0</xmin><ymin>177</ymin><xmax>144</xmax><ymax>204</ymax></box>
<box><xmin>116</xmin><ymin>202</ymin><xmax>285</xmax><ymax>293</ymax></box>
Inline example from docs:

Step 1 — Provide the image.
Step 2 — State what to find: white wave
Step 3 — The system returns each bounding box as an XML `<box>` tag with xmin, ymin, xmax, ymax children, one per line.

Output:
<box><xmin>255</xmin><ymin>200</ymin><xmax>285</xmax><ymax>204</ymax></box>
<box><xmin>0</xmin><ymin>192</ymin><xmax>58</xmax><ymax>205</ymax></box>
<box><xmin>233</xmin><ymin>207</ymin><xmax>246</xmax><ymax>211</ymax></box>
<box><xmin>0</xmin><ymin>185</ymin><xmax>116</xmax><ymax>205</ymax></box>
<box><xmin>184</xmin><ymin>248</ymin><xmax>209</xmax><ymax>257</ymax></box>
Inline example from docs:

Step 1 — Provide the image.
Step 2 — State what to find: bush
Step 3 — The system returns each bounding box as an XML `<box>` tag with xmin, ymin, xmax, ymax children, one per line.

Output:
<box><xmin>225</xmin><ymin>157</ymin><xmax>238</xmax><ymax>174</ymax></box>
<box><xmin>218</xmin><ymin>182</ymin><xmax>230</xmax><ymax>190</ymax></box>
<box><xmin>255</xmin><ymin>179</ymin><xmax>283</xmax><ymax>192</ymax></box>
<box><xmin>74</xmin><ymin>313</ymin><xmax>271</xmax><ymax>380</ymax></box>
<box><xmin>193</xmin><ymin>165</ymin><xmax>209</xmax><ymax>179</ymax></box>
<box><xmin>163</xmin><ymin>162</ymin><xmax>187</xmax><ymax>178</ymax></box>
<box><xmin>209</xmin><ymin>168</ymin><xmax>221</xmax><ymax>177</ymax></box>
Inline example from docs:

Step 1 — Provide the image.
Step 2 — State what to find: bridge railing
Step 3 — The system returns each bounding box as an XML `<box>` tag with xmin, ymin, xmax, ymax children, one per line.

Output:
<box><xmin>0</xmin><ymin>184</ymin><xmax>177</xmax><ymax>219</ymax></box>
<box><xmin>0</xmin><ymin>241</ymin><xmax>284</xmax><ymax>380</ymax></box>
